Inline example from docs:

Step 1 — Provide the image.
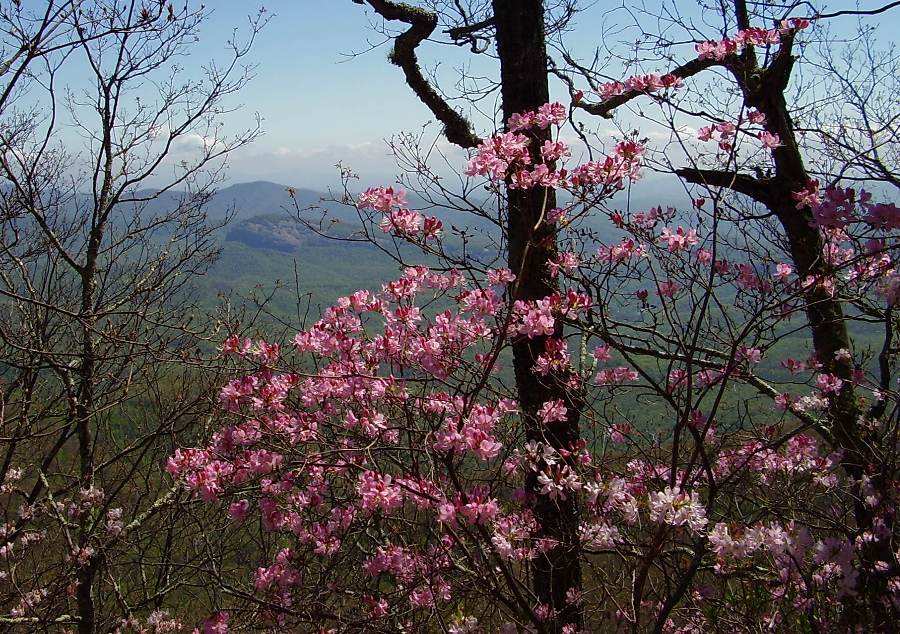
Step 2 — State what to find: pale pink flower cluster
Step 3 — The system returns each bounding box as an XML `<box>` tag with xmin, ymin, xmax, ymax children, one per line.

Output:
<box><xmin>538</xmin><ymin>399</ymin><xmax>568</xmax><ymax>424</ymax></box>
<box><xmin>512</xmin><ymin>290</ymin><xmax>591</xmax><ymax>338</ymax></box>
<box><xmin>708</xmin><ymin>522</ymin><xmax>794</xmax><ymax>559</ymax></box>
<box><xmin>656</xmin><ymin>280</ymin><xmax>682</xmax><ymax>298</ymax></box>
<box><xmin>199</xmin><ymin>611</ymin><xmax>229</xmax><ymax>634</ymax></box>
<box><xmin>357</xmin><ymin>186</ymin><xmax>443</xmax><ymax>240</ymax></box>
<box><xmin>659</xmin><ymin>226</ymin><xmax>699</xmax><ymax>252</ymax></box>
<box><xmin>697</xmin><ymin>121</ymin><xmax>737</xmax><ymax>151</ymax></box>
<box><xmin>537</xmin><ymin>464</ymin><xmax>582</xmax><ymax>500</ymax></box>
<box><xmin>467</xmin><ymin>105</ymin><xmax>646</xmax><ymax>199</ymax></box>
<box><xmin>597</xmin><ymin>237</ymin><xmax>646</xmax><ymax>263</ymax></box>
<box><xmin>548</xmin><ymin>251</ymin><xmax>580</xmax><ymax>277</ymax></box>
<box><xmin>806</xmin><ymin>185</ymin><xmax>900</xmax><ymax>230</ymax></box>
<box><xmin>507</xmin><ymin>101</ymin><xmax>567</xmax><ymax>131</ymax></box>
<box><xmin>791</xmin><ymin>178</ymin><xmax>821</xmax><ymax>209</ymax></box>
<box><xmin>357</xmin><ymin>471</ymin><xmax>403</xmax><ymax>512</ymax></box>
<box><xmin>433</xmin><ymin>401</ymin><xmax>505</xmax><ymax>461</ymax></box>
<box><xmin>169</xmin><ymin>267</ymin><xmax>618</xmax><ymax>616</ymax></box>
<box><xmin>758</xmin><ymin>130</ymin><xmax>782</xmax><ymax>149</ymax></box>
<box><xmin>492</xmin><ymin>511</ymin><xmax>538</xmax><ymax>560</ymax></box>
<box><xmin>358</xmin><ymin>185</ymin><xmax>406</xmax><ymax>211</ymax></box>
<box><xmin>569</xmin><ymin>140</ymin><xmax>645</xmax><ymax>190</ymax></box>
<box><xmin>695</xmin><ymin>19</ymin><xmax>810</xmax><ymax>61</ymax></box>
<box><xmin>117</xmin><ymin>609</ymin><xmax>184</xmax><ymax>634</ymax></box>
<box><xmin>648</xmin><ymin>486</ymin><xmax>708</xmax><ymax>533</ymax></box>
<box><xmin>594</xmin><ymin>366</ymin><xmax>640</xmax><ymax>385</ymax></box>
<box><xmin>534</xmin><ymin>338</ymin><xmax>571</xmax><ymax>376</ymax></box>
<box><xmin>579</xmin><ymin>520</ymin><xmax>621</xmax><ymax>550</ymax></box>
<box><xmin>466</xmin><ymin>132</ymin><xmax>532</xmax><ymax>180</ymax></box>
<box><xmin>596</xmin><ymin>73</ymin><xmax>683</xmax><ymax>101</ymax></box>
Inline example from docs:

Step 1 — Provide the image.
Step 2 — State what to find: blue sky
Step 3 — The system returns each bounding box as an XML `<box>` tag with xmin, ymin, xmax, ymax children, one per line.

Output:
<box><xmin>63</xmin><ymin>1</ymin><xmax>899</xmax><ymax>190</ymax></box>
<box><xmin>185</xmin><ymin>1</ymin><xmax>477</xmax><ymax>187</ymax></box>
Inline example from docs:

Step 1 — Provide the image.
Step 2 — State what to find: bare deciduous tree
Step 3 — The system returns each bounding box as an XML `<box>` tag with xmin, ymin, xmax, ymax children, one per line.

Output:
<box><xmin>0</xmin><ymin>2</ymin><xmax>264</xmax><ymax>631</ymax></box>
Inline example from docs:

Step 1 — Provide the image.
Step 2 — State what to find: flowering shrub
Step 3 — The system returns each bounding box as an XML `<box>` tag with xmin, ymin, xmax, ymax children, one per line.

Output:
<box><xmin>164</xmin><ymin>82</ymin><xmax>900</xmax><ymax>631</ymax></box>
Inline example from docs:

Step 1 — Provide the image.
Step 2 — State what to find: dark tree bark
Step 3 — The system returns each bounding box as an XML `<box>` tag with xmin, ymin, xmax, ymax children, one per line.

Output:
<box><xmin>492</xmin><ymin>2</ymin><xmax>583</xmax><ymax>630</ymax></box>
<box><xmin>360</xmin><ymin>2</ymin><xmax>585</xmax><ymax>627</ymax></box>
<box><xmin>673</xmin><ymin>30</ymin><xmax>895</xmax><ymax>631</ymax></box>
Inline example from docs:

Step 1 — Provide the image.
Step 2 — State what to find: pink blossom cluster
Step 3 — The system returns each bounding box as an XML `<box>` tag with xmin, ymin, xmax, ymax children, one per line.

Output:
<box><xmin>659</xmin><ymin>226</ymin><xmax>699</xmax><ymax>252</ymax></box>
<box><xmin>167</xmin><ymin>266</ymin><xmax>617</xmax><ymax>622</ymax></box>
<box><xmin>356</xmin><ymin>186</ymin><xmax>443</xmax><ymax>240</ymax></box>
<box><xmin>597</xmin><ymin>237</ymin><xmax>646</xmax><ymax>263</ymax></box>
<box><xmin>806</xmin><ymin>185</ymin><xmax>900</xmax><ymax>230</ymax></box>
<box><xmin>596</xmin><ymin>72</ymin><xmax>683</xmax><ymax>101</ymax></box>
<box><xmin>465</xmin><ymin>131</ymin><xmax>531</xmax><ymax>180</ymax></box>
<box><xmin>648</xmin><ymin>486</ymin><xmax>709</xmax><ymax>533</ymax></box>
<box><xmin>466</xmin><ymin>105</ymin><xmax>646</xmax><ymax>199</ymax></box>
<box><xmin>695</xmin><ymin>19</ymin><xmax>810</xmax><ymax>61</ymax></box>
<box><xmin>512</xmin><ymin>290</ymin><xmax>591</xmax><ymax>337</ymax></box>
<box><xmin>569</xmin><ymin>140</ymin><xmax>645</xmax><ymax>190</ymax></box>
<box><xmin>697</xmin><ymin>121</ymin><xmax>737</xmax><ymax>150</ymax></box>
<box><xmin>507</xmin><ymin>102</ymin><xmax>568</xmax><ymax>132</ymax></box>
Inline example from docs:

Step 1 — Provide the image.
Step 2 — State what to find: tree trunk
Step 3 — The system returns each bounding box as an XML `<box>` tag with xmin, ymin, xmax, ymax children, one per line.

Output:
<box><xmin>492</xmin><ymin>2</ymin><xmax>583</xmax><ymax>629</ymax></box>
<box><xmin>735</xmin><ymin>50</ymin><xmax>893</xmax><ymax>630</ymax></box>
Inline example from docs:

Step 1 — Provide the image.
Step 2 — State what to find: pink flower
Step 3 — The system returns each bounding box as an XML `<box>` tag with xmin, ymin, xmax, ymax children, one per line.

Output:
<box><xmin>659</xmin><ymin>226</ymin><xmax>699</xmax><ymax>252</ymax></box>
<box><xmin>380</xmin><ymin>208</ymin><xmax>424</xmax><ymax>236</ymax></box>
<box><xmin>422</xmin><ymin>216</ymin><xmax>443</xmax><ymax>238</ymax></box>
<box><xmin>359</xmin><ymin>186</ymin><xmax>407</xmax><ymax>212</ymax></box>
<box><xmin>363</xmin><ymin>596</ymin><xmax>390</xmax><ymax>618</ymax></box>
<box><xmin>774</xmin><ymin>263</ymin><xmax>793</xmax><ymax>282</ymax></box>
<box><xmin>538</xmin><ymin>399</ymin><xmax>568</xmax><ymax>424</ymax></box>
<box><xmin>747</xmin><ymin>109</ymin><xmax>767</xmax><ymax>125</ymax></box>
<box><xmin>508</xmin><ymin>111</ymin><xmax>536</xmax><ymax>132</ymax></box>
<box><xmin>758</xmin><ymin>131</ymin><xmax>782</xmax><ymax>149</ymax></box>
<box><xmin>546</xmin><ymin>207</ymin><xmax>568</xmax><ymax>224</ymax></box>
<box><xmin>548</xmin><ymin>251</ymin><xmax>580</xmax><ymax>278</ymax></box>
<box><xmin>656</xmin><ymin>280</ymin><xmax>681</xmax><ymax>298</ymax></box>
<box><xmin>222</xmin><ymin>335</ymin><xmax>252</xmax><ymax>357</ymax></box>
<box><xmin>515</xmin><ymin>298</ymin><xmax>556</xmax><ymax>337</ymax></box>
<box><xmin>465</xmin><ymin>132</ymin><xmax>531</xmax><ymax>180</ymax></box>
<box><xmin>202</xmin><ymin>612</ymin><xmax>230</xmax><ymax>634</ymax></box>
<box><xmin>775</xmin><ymin>392</ymin><xmax>793</xmax><ymax>411</ymax></box>
<box><xmin>648</xmin><ymin>486</ymin><xmax>708</xmax><ymax>533</ymax></box>
<box><xmin>816</xmin><ymin>373</ymin><xmax>844</xmax><ymax>395</ymax></box>
<box><xmin>661</xmin><ymin>73</ymin><xmax>683</xmax><ymax>88</ymax></box>
<box><xmin>488</xmin><ymin>268</ymin><xmax>516</xmax><ymax>286</ymax></box>
<box><xmin>802</xmin><ymin>274</ymin><xmax>836</xmax><ymax>297</ymax></box>
<box><xmin>537</xmin><ymin>465</ymin><xmax>581</xmax><ymax>500</ymax></box>
<box><xmin>535</xmin><ymin>102</ymin><xmax>567</xmax><ymax>128</ymax></box>
<box><xmin>357</xmin><ymin>471</ymin><xmax>403</xmax><ymax>513</ymax></box>
<box><xmin>597</xmin><ymin>81</ymin><xmax>625</xmax><ymax>100</ymax></box>
<box><xmin>594</xmin><ymin>367</ymin><xmax>639</xmax><ymax>385</ymax></box>
<box><xmin>791</xmin><ymin>179</ymin><xmax>820</xmax><ymax>210</ymax></box>
<box><xmin>608</xmin><ymin>423</ymin><xmax>630</xmax><ymax>443</ymax></box>
<box><xmin>715</xmin><ymin>121</ymin><xmax>737</xmax><ymax>138</ymax></box>
<box><xmin>862</xmin><ymin>200</ymin><xmax>900</xmax><ymax>229</ymax></box>
<box><xmin>228</xmin><ymin>499</ymin><xmax>251</xmax><ymax>522</ymax></box>
<box><xmin>540</xmin><ymin>140</ymin><xmax>570</xmax><ymax>163</ymax></box>
<box><xmin>737</xmin><ymin>346</ymin><xmax>763</xmax><ymax>364</ymax></box>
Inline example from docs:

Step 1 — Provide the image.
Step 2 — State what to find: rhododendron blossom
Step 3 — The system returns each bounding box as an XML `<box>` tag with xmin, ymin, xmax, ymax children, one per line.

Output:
<box><xmin>165</xmin><ymin>95</ymin><xmax>900</xmax><ymax>632</ymax></box>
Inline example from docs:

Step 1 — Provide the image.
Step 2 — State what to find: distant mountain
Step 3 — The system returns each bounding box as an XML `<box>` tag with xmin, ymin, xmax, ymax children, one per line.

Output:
<box><xmin>126</xmin><ymin>180</ymin><xmax>330</xmax><ymax>224</ymax></box>
<box><xmin>224</xmin><ymin>213</ymin><xmax>367</xmax><ymax>252</ymax></box>
<box><xmin>128</xmin><ymin>179</ymin><xmax>677</xmax><ymax>239</ymax></box>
